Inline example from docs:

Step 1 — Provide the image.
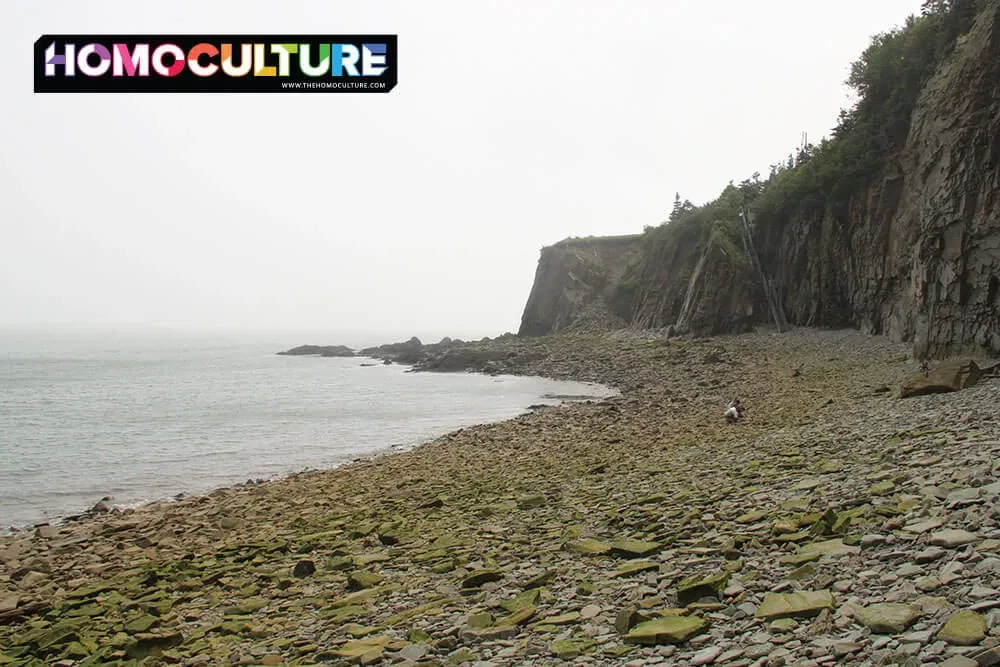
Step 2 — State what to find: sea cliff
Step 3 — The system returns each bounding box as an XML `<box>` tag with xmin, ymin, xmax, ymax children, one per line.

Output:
<box><xmin>519</xmin><ymin>0</ymin><xmax>1000</xmax><ymax>360</ymax></box>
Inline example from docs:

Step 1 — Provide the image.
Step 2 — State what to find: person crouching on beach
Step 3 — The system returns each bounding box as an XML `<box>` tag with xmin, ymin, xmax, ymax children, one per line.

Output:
<box><xmin>724</xmin><ymin>398</ymin><xmax>745</xmax><ymax>424</ymax></box>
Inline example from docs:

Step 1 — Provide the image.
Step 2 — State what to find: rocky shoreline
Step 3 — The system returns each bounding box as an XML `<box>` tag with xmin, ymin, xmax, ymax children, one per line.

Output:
<box><xmin>2</xmin><ymin>328</ymin><xmax>1000</xmax><ymax>666</ymax></box>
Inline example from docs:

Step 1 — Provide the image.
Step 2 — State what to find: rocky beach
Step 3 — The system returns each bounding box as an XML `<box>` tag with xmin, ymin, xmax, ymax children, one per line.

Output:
<box><xmin>2</xmin><ymin>328</ymin><xmax>999</xmax><ymax>666</ymax></box>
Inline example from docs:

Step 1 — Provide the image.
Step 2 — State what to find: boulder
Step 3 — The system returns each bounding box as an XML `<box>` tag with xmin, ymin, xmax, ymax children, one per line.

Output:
<box><xmin>899</xmin><ymin>360</ymin><xmax>981</xmax><ymax>398</ymax></box>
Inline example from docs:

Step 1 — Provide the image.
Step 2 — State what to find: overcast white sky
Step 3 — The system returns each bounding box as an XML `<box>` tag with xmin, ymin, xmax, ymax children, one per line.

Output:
<box><xmin>0</xmin><ymin>1</ymin><xmax>924</xmax><ymax>341</ymax></box>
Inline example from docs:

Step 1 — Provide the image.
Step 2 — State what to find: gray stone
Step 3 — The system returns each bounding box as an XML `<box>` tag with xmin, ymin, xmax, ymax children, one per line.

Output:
<box><xmin>896</xmin><ymin>564</ymin><xmax>923</xmax><ymax>577</ymax></box>
<box><xmin>743</xmin><ymin>643</ymin><xmax>774</xmax><ymax>660</ymax></box>
<box><xmin>969</xmin><ymin>585</ymin><xmax>999</xmax><ymax>599</ymax></box>
<box><xmin>901</xmin><ymin>630</ymin><xmax>933</xmax><ymax>644</ymax></box>
<box><xmin>905</xmin><ymin>519</ymin><xmax>945</xmax><ymax>534</ymax></box>
<box><xmin>976</xmin><ymin>558</ymin><xmax>1000</xmax><ymax>574</ymax></box>
<box><xmin>915</xmin><ymin>547</ymin><xmax>947</xmax><ymax>563</ymax></box>
<box><xmin>929</xmin><ymin>530</ymin><xmax>980</xmax><ymax>548</ymax></box>
<box><xmin>399</xmin><ymin>644</ymin><xmax>429</xmax><ymax>661</ymax></box>
<box><xmin>855</xmin><ymin>603</ymin><xmax>922</xmax><ymax>634</ymax></box>
<box><xmin>941</xmin><ymin>561</ymin><xmax>965</xmax><ymax>584</ymax></box>
<box><xmin>831</xmin><ymin>642</ymin><xmax>862</xmax><ymax>656</ymax></box>
<box><xmin>967</xmin><ymin>646</ymin><xmax>1000</xmax><ymax>666</ymax></box>
<box><xmin>715</xmin><ymin>649</ymin><xmax>744</xmax><ymax>662</ymax></box>
<box><xmin>691</xmin><ymin>646</ymin><xmax>722</xmax><ymax>665</ymax></box>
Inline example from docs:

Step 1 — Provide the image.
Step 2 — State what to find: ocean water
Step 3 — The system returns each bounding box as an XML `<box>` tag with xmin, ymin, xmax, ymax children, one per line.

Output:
<box><xmin>0</xmin><ymin>330</ymin><xmax>614</xmax><ymax>530</ymax></box>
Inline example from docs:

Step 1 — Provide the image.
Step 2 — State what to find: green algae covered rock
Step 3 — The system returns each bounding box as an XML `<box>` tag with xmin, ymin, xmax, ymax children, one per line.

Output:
<box><xmin>348</xmin><ymin>571</ymin><xmax>383</xmax><ymax>590</ymax></box>
<box><xmin>501</xmin><ymin>588</ymin><xmax>540</xmax><ymax>613</ymax></box>
<box><xmin>333</xmin><ymin>635</ymin><xmax>392</xmax><ymax>658</ymax></box>
<box><xmin>676</xmin><ymin>571</ymin><xmax>730</xmax><ymax>605</ymax></box>
<box><xmin>937</xmin><ymin>610</ymin><xmax>986</xmax><ymax>645</ymax></box>
<box><xmin>542</xmin><ymin>611</ymin><xmax>581</xmax><ymax>625</ymax></box>
<box><xmin>552</xmin><ymin>637</ymin><xmax>596</xmax><ymax>659</ymax></box>
<box><xmin>567</xmin><ymin>539</ymin><xmax>612</xmax><ymax>555</ymax></box>
<box><xmin>613</xmin><ymin>561</ymin><xmax>660</xmax><ymax>578</ymax></box>
<box><xmin>126</xmin><ymin>631</ymin><xmax>184</xmax><ymax>660</ymax></box>
<box><xmin>756</xmin><ymin>590</ymin><xmax>834</xmax><ymax>619</ymax></box>
<box><xmin>467</xmin><ymin>613</ymin><xmax>494</xmax><ymax>629</ymax></box>
<box><xmin>856</xmin><ymin>603</ymin><xmax>921</xmax><ymax>634</ymax></box>
<box><xmin>461</xmin><ymin>569</ymin><xmax>502</xmax><ymax>588</ymax></box>
<box><xmin>615</xmin><ymin>607</ymin><xmax>649</xmax><ymax>635</ymax></box>
<box><xmin>869</xmin><ymin>480</ymin><xmax>896</xmax><ymax>495</ymax></box>
<box><xmin>624</xmin><ymin>615</ymin><xmax>708</xmax><ymax>645</ymax></box>
<box><xmin>517</xmin><ymin>494</ymin><xmax>546</xmax><ymax>509</ymax></box>
<box><xmin>497</xmin><ymin>604</ymin><xmax>536</xmax><ymax>627</ymax></box>
<box><xmin>795</xmin><ymin>539</ymin><xmax>860</xmax><ymax>560</ymax></box>
<box><xmin>736</xmin><ymin>510</ymin><xmax>768</xmax><ymax>524</ymax></box>
<box><xmin>610</xmin><ymin>539</ymin><xmax>662</xmax><ymax>557</ymax></box>
<box><xmin>124</xmin><ymin>614</ymin><xmax>159</xmax><ymax>633</ymax></box>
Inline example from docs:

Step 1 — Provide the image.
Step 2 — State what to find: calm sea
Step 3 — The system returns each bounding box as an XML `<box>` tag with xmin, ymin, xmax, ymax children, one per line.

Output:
<box><xmin>0</xmin><ymin>330</ymin><xmax>614</xmax><ymax>530</ymax></box>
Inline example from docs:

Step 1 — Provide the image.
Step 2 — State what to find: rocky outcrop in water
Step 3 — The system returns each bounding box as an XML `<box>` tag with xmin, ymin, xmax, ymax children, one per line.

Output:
<box><xmin>277</xmin><ymin>345</ymin><xmax>355</xmax><ymax>357</ymax></box>
<box><xmin>360</xmin><ymin>337</ymin><xmax>444</xmax><ymax>365</ymax></box>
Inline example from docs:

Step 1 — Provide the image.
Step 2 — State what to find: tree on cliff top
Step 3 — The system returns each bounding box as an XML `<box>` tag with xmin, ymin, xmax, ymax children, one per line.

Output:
<box><xmin>670</xmin><ymin>193</ymin><xmax>696</xmax><ymax>222</ymax></box>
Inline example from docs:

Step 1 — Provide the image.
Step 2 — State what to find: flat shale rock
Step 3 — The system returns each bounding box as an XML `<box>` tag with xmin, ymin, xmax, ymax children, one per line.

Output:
<box><xmin>937</xmin><ymin>610</ymin><xmax>987</xmax><ymax>646</ymax></box>
<box><xmin>624</xmin><ymin>615</ymin><xmax>709</xmax><ymax>645</ymax></box>
<box><xmin>610</xmin><ymin>539</ymin><xmax>662</xmax><ymax>557</ymax></box>
<box><xmin>755</xmin><ymin>590</ymin><xmax>835</xmax><ymax>619</ymax></box>
<box><xmin>567</xmin><ymin>539</ymin><xmax>612</xmax><ymax>555</ymax></box>
<box><xmin>929</xmin><ymin>529</ymin><xmax>980</xmax><ymax>547</ymax></box>
<box><xmin>676</xmin><ymin>571</ymin><xmax>730</xmax><ymax>605</ymax></box>
<box><xmin>855</xmin><ymin>603</ymin><xmax>922</xmax><ymax>634</ymax></box>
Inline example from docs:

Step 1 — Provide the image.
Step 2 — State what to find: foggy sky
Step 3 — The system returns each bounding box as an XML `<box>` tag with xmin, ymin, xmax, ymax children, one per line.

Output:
<box><xmin>0</xmin><ymin>1</ymin><xmax>924</xmax><ymax>340</ymax></box>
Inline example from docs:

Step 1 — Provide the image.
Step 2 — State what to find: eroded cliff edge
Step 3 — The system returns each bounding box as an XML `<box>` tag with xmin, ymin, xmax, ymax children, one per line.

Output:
<box><xmin>519</xmin><ymin>0</ymin><xmax>1000</xmax><ymax>359</ymax></box>
<box><xmin>518</xmin><ymin>235</ymin><xmax>642</xmax><ymax>336</ymax></box>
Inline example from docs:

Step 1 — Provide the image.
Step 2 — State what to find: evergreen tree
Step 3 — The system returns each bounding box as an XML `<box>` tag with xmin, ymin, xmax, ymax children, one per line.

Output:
<box><xmin>671</xmin><ymin>193</ymin><xmax>683</xmax><ymax>220</ymax></box>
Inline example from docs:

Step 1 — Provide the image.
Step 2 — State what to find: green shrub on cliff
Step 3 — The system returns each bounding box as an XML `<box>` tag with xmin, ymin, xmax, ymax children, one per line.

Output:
<box><xmin>709</xmin><ymin>218</ymin><xmax>748</xmax><ymax>268</ymax></box>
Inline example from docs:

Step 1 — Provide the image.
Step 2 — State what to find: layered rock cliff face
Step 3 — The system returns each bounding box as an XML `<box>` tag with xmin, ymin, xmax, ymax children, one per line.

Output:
<box><xmin>520</xmin><ymin>1</ymin><xmax>1000</xmax><ymax>359</ymax></box>
<box><xmin>518</xmin><ymin>235</ymin><xmax>642</xmax><ymax>336</ymax></box>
